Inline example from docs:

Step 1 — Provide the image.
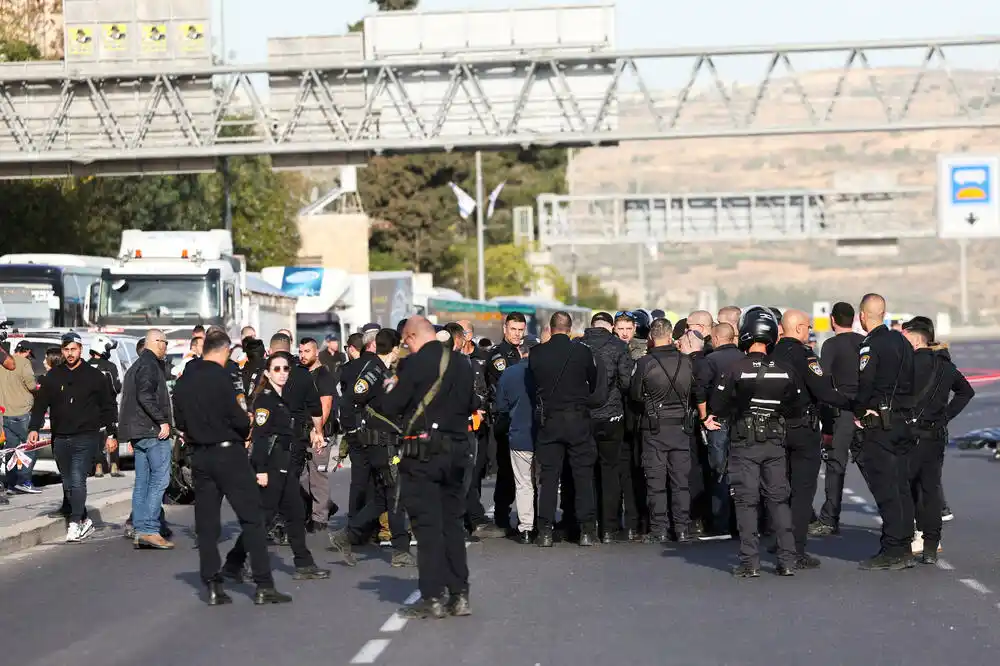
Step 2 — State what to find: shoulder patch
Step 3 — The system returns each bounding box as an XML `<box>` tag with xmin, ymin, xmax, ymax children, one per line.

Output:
<box><xmin>254</xmin><ymin>408</ymin><xmax>269</xmax><ymax>426</ymax></box>
<box><xmin>859</xmin><ymin>354</ymin><xmax>870</xmax><ymax>371</ymax></box>
<box><xmin>808</xmin><ymin>361</ymin><xmax>823</xmax><ymax>376</ymax></box>
<box><xmin>493</xmin><ymin>358</ymin><xmax>506</xmax><ymax>372</ymax></box>
<box><xmin>354</xmin><ymin>378</ymin><xmax>370</xmax><ymax>394</ymax></box>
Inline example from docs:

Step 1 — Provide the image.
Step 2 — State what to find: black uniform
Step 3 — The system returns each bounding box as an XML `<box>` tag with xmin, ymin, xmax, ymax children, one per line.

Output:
<box><xmin>172</xmin><ymin>359</ymin><xmax>273</xmax><ymax>589</ymax></box>
<box><xmin>486</xmin><ymin>339</ymin><xmax>521</xmax><ymax>529</ymax></box>
<box><xmin>339</xmin><ymin>352</ymin><xmax>386</xmax><ymax>526</ymax></box>
<box><xmin>816</xmin><ymin>330</ymin><xmax>865</xmax><ymax>530</ymax></box>
<box><xmin>703</xmin><ymin>342</ymin><xmax>744</xmax><ymax>534</ymax></box>
<box><xmin>711</xmin><ymin>353</ymin><xmax>798</xmax><ymax>571</ymax></box>
<box><xmin>770</xmin><ymin>337</ymin><xmax>852</xmax><ymax>558</ymax></box>
<box><xmin>528</xmin><ymin>333</ymin><xmax>599</xmax><ymax>541</ymax></box>
<box><xmin>88</xmin><ymin>355</ymin><xmax>122</xmax><ymax>472</ymax></box>
<box><xmin>580</xmin><ymin>327</ymin><xmax>634</xmax><ymax>540</ymax></box>
<box><xmin>380</xmin><ymin>340</ymin><xmax>477</xmax><ymax>611</ymax></box>
<box><xmin>687</xmin><ymin>348</ymin><xmax>715</xmax><ymax>533</ymax></box>
<box><xmin>907</xmin><ymin>344</ymin><xmax>974</xmax><ymax>553</ymax></box>
<box><xmin>463</xmin><ymin>348</ymin><xmax>494</xmax><ymax>533</ymax></box>
<box><xmin>225</xmin><ymin>388</ymin><xmax>318</xmax><ymax>573</ymax></box>
<box><xmin>630</xmin><ymin>344</ymin><xmax>694</xmax><ymax>541</ymax></box>
<box><xmin>854</xmin><ymin>324</ymin><xmax>917</xmax><ymax>566</ymax></box>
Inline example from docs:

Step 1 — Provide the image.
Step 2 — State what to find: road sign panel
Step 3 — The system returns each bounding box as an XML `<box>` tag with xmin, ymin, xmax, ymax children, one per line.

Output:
<box><xmin>938</xmin><ymin>155</ymin><xmax>1000</xmax><ymax>238</ymax></box>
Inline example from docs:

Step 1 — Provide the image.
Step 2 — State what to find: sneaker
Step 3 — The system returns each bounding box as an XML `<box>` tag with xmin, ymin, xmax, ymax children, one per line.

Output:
<box><xmin>941</xmin><ymin>507</ymin><xmax>954</xmax><ymax>522</ymax></box>
<box><xmin>78</xmin><ymin>518</ymin><xmax>95</xmax><ymax>540</ymax></box>
<box><xmin>14</xmin><ymin>482</ymin><xmax>42</xmax><ymax>494</ymax></box>
<box><xmin>911</xmin><ymin>530</ymin><xmax>925</xmax><ymax>555</ymax></box>
<box><xmin>66</xmin><ymin>522</ymin><xmax>82</xmax><ymax>542</ymax></box>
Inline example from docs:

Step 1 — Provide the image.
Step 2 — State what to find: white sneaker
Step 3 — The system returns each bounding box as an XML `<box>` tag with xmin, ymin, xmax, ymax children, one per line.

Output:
<box><xmin>78</xmin><ymin>518</ymin><xmax>95</xmax><ymax>541</ymax></box>
<box><xmin>911</xmin><ymin>530</ymin><xmax>924</xmax><ymax>555</ymax></box>
<box><xmin>66</xmin><ymin>522</ymin><xmax>82</xmax><ymax>542</ymax></box>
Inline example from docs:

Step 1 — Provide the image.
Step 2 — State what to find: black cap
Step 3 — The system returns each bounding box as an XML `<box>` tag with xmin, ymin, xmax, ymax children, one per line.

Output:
<box><xmin>650</xmin><ymin>309</ymin><xmax>665</xmax><ymax>319</ymax></box>
<box><xmin>672</xmin><ymin>318</ymin><xmax>688</xmax><ymax>340</ymax></box>
<box><xmin>591</xmin><ymin>311</ymin><xmax>614</xmax><ymax>327</ymax></box>
<box><xmin>60</xmin><ymin>332</ymin><xmax>83</xmax><ymax>348</ymax></box>
<box><xmin>902</xmin><ymin>316</ymin><xmax>935</xmax><ymax>341</ymax></box>
<box><xmin>13</xmin><ymin>341</ymin><xmax>34</xmax><ymax>358</ymax></box>
<box><xmin>361</xmin><ymin>322</ymin><xmax>380</xmax><ymax>333</ymax></box>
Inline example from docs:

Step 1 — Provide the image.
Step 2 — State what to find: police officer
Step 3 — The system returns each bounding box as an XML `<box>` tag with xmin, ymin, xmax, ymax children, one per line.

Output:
<box><xmin>900</xmin><ymin>317</ymin><xmax>974</xmax><ymax>563</ymax></box>
<box><xmin>485</xmin><ymin>313</ymin><xmax>525</xmax><ymax>531</ymax></box>
<box><xmin>530</xmin><ymin>311</ymin><xmax>599</xmax><ymax>547</ymax></box>
<box><xmin>630</xmin><ymin>317</ymin><xmax>694</xmax><ymax>543</ymax></box>
<box><xmin>853</xmin><ymin>293</ymin><xmax>918</xmax><ymax>571</ymax></box>
<box><xmin>172</xmin><ymin>330</ymin><xmax>291</xmax><ymax>606</ymax></box>
<box><xmin>337</xmin><ymin>327</ymin><xmax>383</xmax><ymax>529</ymax></box>
<box><xmin>225</xmin><ymin>351</ymin><xmax>330</xmax><ymax>581</ymax></box>
<box><xmin>87</xmin><ymin>334</ymin><xmax>123</xmax><ymax>478</ymax></box>
<box><xmin>704</xmin><ymin>308</ymin><xmax>797</xmax><ymax>578</ymax></box>
<box><xmin>771</xmin><ymin>309</ymin><xmax>852</xmax><ymax>569</ymax></box>
<box><xmin>812</xmin><ymin>302</ymin><xmax>865</xmax><ymax>537</ymax></box>
<box><xmin>380</xmin><ymin>317</ymin><xmax>477</xmax><ymax>620</ymax></box>
<box><xmin>328</xmin><ymin>329</ymin><xmax>416</xmax><ymax>568</ymax></box>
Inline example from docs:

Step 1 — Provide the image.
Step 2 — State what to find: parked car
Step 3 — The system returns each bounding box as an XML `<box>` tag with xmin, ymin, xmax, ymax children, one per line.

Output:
<box><xmin>1</xmin><ymin>329</ymin><xmax>140</xmax><ymax>475</ymax></box>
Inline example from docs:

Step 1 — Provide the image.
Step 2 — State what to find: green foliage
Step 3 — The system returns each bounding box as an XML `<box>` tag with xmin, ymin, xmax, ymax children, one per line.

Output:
<box><xmin>483</xmin><ymin>244</ymin><xmax>534</xmax><ymax>299</ymax></box>
<box><xmin>0</xmin><ymin>38</ymin><xmax>39</xmax><ymax>62</ymax></box>
<box><xmin>349</xmin><ymin>0</ymin><xmax>419</xmax><ymax>31</ymax></box>
<box><xmin>549</xmin><ymin>269</ymin><xmax>619</xmax><ymax>311</ymax></box>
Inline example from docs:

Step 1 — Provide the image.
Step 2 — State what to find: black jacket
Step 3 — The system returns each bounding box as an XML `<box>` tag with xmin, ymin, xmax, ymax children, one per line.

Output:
<box><xmin>580</xmin><ymin>327</ymin><xmax>633</xmax><ymax>421</ymax></box>
<box><xmin>118</xmin><ymin>349</ymin><xmax>172</xmax><ymax>442</ymax></box>
<box><xmin>704</xmin><ymin>343</ymin><xmax>744</xmax><ymax>413</ymax></box>
<box><xmin>528</xmin><ymin>334</ymin><xmax>598</xmax><ymax>414</ymax></box>
<box><xmin>630</xmin><ymin>345</ymin><xmax>693</xmax><ymax>422</ymax></box>
<box><xmin>29</xmin><ymin>361</ymin><xmax>116</xmax><ymax>437</ymax></box>
<box><xmin>911</xmin><ymin>345</ymin><xmax>975</xmax><ymax>426</ymax></box>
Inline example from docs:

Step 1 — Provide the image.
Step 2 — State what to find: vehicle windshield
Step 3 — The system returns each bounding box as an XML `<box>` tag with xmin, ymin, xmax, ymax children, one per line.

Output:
<box><xmin>99</xmin><ymin>275</ymin><xmax>220</xmax><ymax>323</ymax></box>
<box><xmin>0</xmin><ymin>282</ymin><xmax>58</xmax><ymax>328</ymax></box>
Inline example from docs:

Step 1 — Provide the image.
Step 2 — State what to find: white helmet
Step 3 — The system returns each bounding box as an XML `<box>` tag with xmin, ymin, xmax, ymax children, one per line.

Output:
<box><xmin>90</xmin><ymin>334</ymin><xmax>118</xmax><ymax>357</ymax></box>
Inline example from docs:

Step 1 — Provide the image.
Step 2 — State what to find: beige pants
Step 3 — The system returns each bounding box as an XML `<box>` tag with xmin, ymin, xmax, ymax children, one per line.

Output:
<box><xmin>510</xmin><ymin>450</ymin><xmax>536</xmax><ymax>533</ymax></box>
<box><xmin>300</xmin><ymin>454</ymin><xmax>330</xmax><ymax>523</ymax></box>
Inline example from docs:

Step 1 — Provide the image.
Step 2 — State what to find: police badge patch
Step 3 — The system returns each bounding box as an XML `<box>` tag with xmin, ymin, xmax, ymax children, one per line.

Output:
<box><xmin>808</xmin><ymin>361</ymin><xmax>823</xmax><ymax>376</ymax></box>
<box><xmin>354</xmin><ymin>378</ymin><xmax>369</xmax><ymax>394</ymax></box>
<box><xmin>254</xmin><ymin>408</ymin><xmax>269</xmax><ymax>426</ymax></box>
<box><xmin>859</xmin><ymin>354</ymin><xmax>870</xmax><ymax>371</ymax></box>
<box><xmin>493</xmin><ymin>358</ymin><xmax>506</xmax><ymax>372</ymax></box>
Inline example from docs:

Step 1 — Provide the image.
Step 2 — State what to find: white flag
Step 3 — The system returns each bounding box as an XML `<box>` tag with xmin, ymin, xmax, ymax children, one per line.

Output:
<box><xmin>449</xmin><ymin>182</ymin><xmax>476</xmax><ymax>220</ymax></box>
<box><xmin>487</xmin><ymin>181</ymin><xmax>506</xmax><ymax>219</ymax></box>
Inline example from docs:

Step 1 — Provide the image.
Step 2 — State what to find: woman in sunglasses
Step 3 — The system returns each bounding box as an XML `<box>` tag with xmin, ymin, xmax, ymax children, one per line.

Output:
<box><xmin>223</xmin><ymin>351</ymin><xmax>330</xmax><ymax>582</ymax></box>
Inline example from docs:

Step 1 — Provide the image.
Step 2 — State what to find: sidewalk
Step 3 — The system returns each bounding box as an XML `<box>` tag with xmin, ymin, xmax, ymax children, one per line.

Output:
<box><xmin>0</xmin><ymin>474</ymin><xmax>134</xmax><ymax>557</ymax></box>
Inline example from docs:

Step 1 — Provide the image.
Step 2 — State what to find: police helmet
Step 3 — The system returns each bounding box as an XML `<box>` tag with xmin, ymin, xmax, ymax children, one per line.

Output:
<box><xmin>738</xmin><ymin>307</ymin><xmax>779</xmax><ymax>352</ymax></box>
<box><xmin>90</xmin><ymin>334</ymin><xmax>118</xmax><ymax>357</ymax></box>
<box><xmin>631</xmin><ymin>309</ymin><xmax>652</xmax><ymax>340</ymax></box>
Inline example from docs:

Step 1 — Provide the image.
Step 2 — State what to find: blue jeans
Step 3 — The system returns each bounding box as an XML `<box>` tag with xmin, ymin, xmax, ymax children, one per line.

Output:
<box><xmin>132</xmin><ymin>438</ymin><xmax>172</xmax><ymax>536</ymax></box>
<box><xmin>705</xmin><ymin>426</ymin><xmax>732</xmax><ymax>533</ymax></box>
<box><xmin>3</xmin><ymin>414</ymin><xmax>34</xmax><ymax>486</ymax></box>
<box><xmin>53</xmin><ymin>433</ymin><xmax>99</xmax><ymax>522</ymax></box>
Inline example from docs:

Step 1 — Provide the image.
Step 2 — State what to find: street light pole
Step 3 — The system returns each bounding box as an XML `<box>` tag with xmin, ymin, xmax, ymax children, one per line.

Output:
<box><xmin>475</xmin><ymin>150</ymin><xmax>486</xmax><ymax>301</ymax></box>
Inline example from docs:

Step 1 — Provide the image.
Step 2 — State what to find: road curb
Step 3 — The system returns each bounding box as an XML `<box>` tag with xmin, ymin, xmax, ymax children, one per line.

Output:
<box><xmin>0</xmin><ymin>489</ymin><xmax>135</xmax><ymax>557</ymax></box>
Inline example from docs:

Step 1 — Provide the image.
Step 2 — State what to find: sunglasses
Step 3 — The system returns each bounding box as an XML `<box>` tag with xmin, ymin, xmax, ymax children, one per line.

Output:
<box><xmin>614</xmin><ymin>311</ymin><xmax>635</xmax><ymax>321</ymax></box>
<box><xmin>270</xmin><ymin>366</ymin><xmax>291</xmax><ymax>373</ymax></box>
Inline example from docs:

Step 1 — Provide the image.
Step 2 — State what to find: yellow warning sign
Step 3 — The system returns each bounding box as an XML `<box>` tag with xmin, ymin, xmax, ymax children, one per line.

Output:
<box><xmin>67</xmin><ymin>26</ymin><xmax>94</xmax><ymax>57</ymax></box>
<box><xmin>141</xmin><ymin>23</ymin><xmax>168</xmax><ymax>53</ymax></box>
<box><xmin>102</xmin><ymin>23</ymin><xmax>128</xmax><ymax>51</ymax></box>
<box><xmin>179</xmin><ymin>23</ymin><xmax>206</xmax><ymax>53</ymax></box>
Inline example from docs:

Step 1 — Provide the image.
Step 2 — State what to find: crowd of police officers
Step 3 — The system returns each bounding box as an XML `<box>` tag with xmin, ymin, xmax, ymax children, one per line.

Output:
<box><xmin>169</xmin><ymin>291</ymin><xmax>974</xmax><ymax>614</ymax></box>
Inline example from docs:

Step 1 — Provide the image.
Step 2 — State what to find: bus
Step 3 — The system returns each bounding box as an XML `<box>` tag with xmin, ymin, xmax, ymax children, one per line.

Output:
<box><xmin>426</xmin><ymin>296</ymin><xmax>592</xmax><ymax>341</ymax></box>
<box><xmin>0</xmin><ymin>255</ymin><xmax>111</xmax><ymax>329</ymax></box>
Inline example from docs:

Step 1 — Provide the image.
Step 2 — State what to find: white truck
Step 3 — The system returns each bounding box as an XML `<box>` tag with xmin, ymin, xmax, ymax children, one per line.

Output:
<box><xmin>91</xmin><ymin>230</ymin><xmax>295</xmax><ymax>341</ymax></box>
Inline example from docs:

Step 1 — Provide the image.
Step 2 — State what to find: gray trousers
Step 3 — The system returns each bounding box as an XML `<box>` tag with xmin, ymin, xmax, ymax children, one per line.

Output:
<box><xmin>641</xmin><ymin>425</ymin><xmax>691</xmax><ymax>535</ymax></box>
<box><xmin>730</xmin><ymin>439</ymin><xmax>796</xmax><ymax>568</ymax></box>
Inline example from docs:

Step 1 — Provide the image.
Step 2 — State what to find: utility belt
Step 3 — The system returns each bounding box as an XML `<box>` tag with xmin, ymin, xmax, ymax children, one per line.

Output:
<box><xmin>733</xmin><ymin>413</ymin><xmax>786</xmax><ymax>446</ymax></box>
<box><xmin>358</xmin><ymin>427</ymin><xmax>400</xmax><ymax>449</ymax></box>
<box><xmin>785</xmin><ymin>406</ymin><xmax>820</xmax><ymax>431</ymax></box>
<box><xmin>535</xmin><ymin>400</ymin><xmax>587</xmax><ymax>428</ymax></box>
<box><xmin>909</xmin><ymin>419</ymin><xmax>944</xmax><ymax>434</ymax></box>
<box><xmin>399</xmin><ymin>431</ymin><xmax>455</xmax><ymax>462</ymax></box>
<box><xmin>290</xmin><ymin>417</ymin><xmax>312</xmax><ymax>441</ymax></box>
<box><xmin>643</xmin><ymin>401</ymin><xmax>698</xmax><ymax>435</ymax></box>
<box><xmin>860</xmin><ymin>404</ymin><xmax>913</xmax><ymax>431</ymax></box>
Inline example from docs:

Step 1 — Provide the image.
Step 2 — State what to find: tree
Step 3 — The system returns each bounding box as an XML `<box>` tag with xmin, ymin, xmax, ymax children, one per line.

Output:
<box><xmin>0</xmin><ymin>0</ymin><xmax>62</xmax><ymax>58</ymax></box>
<box><xmin>549</xmin><ymin>269</ymin><xmax>619</xmax><ymax>311</ymax></box>
<box><xmin>349</xmin><ymin>0</ymin><xmax>419</xmax><ymax>32</ymax></box>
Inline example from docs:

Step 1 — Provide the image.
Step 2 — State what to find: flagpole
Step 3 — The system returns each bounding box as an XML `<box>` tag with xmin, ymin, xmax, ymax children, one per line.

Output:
<box><xmin>475</xmin><ymin>150</ymin><xmax>486</xmax><ymax>301</ymax></box>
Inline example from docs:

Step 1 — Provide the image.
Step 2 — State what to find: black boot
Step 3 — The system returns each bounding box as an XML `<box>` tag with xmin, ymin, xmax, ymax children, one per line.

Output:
<box><xmin>732</xmin><ymin>562</ymin><xmax>760</xmax><ymax>578</ymax></box>
<box><xmin>859</xmin><ymin>551</ymin><xmax>915</xmax><ymax>571</ymax></box>
<box><xmin>206</xmin><ymin>581</ymin><xmax>232</xmax><ymax>606</ymax></box>
<box><xmin>537</xmin><ymin>526</ymin><xmax>554</xmax><ymax>548</ymax></box>
<box><xmin>601</xmin><ymin>531</ymin><xmax>615</xmax><ymax>544</ymax></box>
<box><xmin>673</xmin><ymin>528</ymin><xmax>693</xmax><ymax>544</ymax></box>
<box><xmin>446</xmin><ymin>592</ymin><xmax>472</xmax><ymax>617</ymax></box>
<box><xmin>578</xmin><ymin>523</ymin><xmax>598</xmax><ymax>547</ymax></box>
<box><xmin>293</xmin><ymin>565</ymin><xmax>331</xmax><ymax>580</ymax></box>
<box><xmin>399</xmin><ymin>598</ymin><xmax>447</xmax><ymax>620</ymax></box>
<box><xmin>920</xmin><ymin>543</ymin><xmax>939</xmax><ymax>565</ymax></box>
<box><xmin>254</xmin><ymin>587</ymin><xmax>293</xmax><ymax>605</ymax></box>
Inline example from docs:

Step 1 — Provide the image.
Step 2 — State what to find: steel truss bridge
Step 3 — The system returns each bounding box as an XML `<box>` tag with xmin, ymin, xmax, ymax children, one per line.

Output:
<box><xmin>0</xmin><ymin>36</ymin><xmax>999</xmax><ymax>177</ymax></box>
<box><xmin>537</xmin><ymin>187</ymin><xmax>935</xmax><ymax>245</ymax></box>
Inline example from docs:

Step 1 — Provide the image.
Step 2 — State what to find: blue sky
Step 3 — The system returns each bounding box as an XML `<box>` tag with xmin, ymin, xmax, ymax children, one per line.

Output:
<box><xmin>219</xmin><ymin>0</ymin><xmax>998</xmax><ymax>65</ymax></box>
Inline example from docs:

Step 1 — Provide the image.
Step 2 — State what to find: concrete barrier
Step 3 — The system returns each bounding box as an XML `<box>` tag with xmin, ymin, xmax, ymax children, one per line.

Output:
<box><xmin>0</xmin><ymin>489</ymin><xmax>134</xmax><ymax>557</ymax></box>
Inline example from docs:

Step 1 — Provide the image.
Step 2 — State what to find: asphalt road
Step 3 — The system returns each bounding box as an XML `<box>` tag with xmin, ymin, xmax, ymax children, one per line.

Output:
<box><xmin>3</xmin><ymin>340</ymin><xmax>999</xmax><ymax>666</ymax></box>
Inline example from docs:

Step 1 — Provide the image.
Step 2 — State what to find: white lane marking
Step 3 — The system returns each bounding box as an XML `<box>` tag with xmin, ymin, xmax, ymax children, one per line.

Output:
<box><xmin>873</xmin><ymin>516</ymin><xmax>883</xmax><ymax>525</ymax></box>
<box><xmin>843</xmin><ymin>487</ymin><xmax>855</xmax><ymax>495</ymax></box>
<box><xmin>936</xmin><ymin>559</ymin><xmax>955</xmax><ymax>571</ymax></box>
<box><xmin>860</xmin><ymin>504</ymin><xmax>878</xmax><ymax>514</ymax></box>
<box><xmin>959</xmin><ymin>579</ymin><xmax>993</xmax><ymax>595</ymax></box>
<box><xmin>380</xmin><ymin>614</ymin><xmax>408</xmax><ymax>633</ymax></box>
<box><xmin>847</xmin><ymin>495</ymin><xmax>867</xmax><ymax>505</ymax></box>
<box><xmin>403</xmin><ymin>589</ymin><xmax>421</xmax><ymax>605</ymax></box>
<box><xmin>350</xmin><ymin>639</ymin><xmax>391</xmax><ymax>664</ymax></box>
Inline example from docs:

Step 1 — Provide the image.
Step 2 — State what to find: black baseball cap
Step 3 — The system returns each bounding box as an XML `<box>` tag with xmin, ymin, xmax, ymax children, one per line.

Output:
<box><xmin>60</xmin><ymin>332</ymin><xmax>83</xmax><ymax>348</ymax></box>
<box><xmin>591</xmin><ymin>311</ymin><xmax>614</xmax><ymax>327</ymax></box>
<box><xmin>13</xmin><ymin>341</ymin><xmax>34</xmax><ymax>358</ymax></box>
